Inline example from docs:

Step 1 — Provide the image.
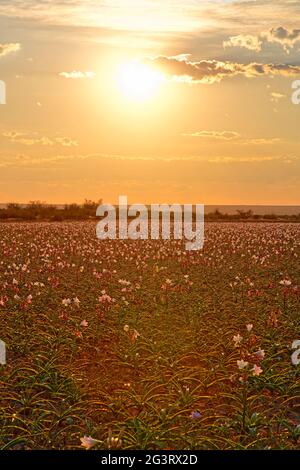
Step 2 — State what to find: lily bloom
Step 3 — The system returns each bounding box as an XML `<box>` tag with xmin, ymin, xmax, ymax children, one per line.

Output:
<box><xmin>80</xmin><ymin>436</ymin><xmax>100</xmax><ymax>450</ymax></box>
<box><xmin>252</xmin><ymin>364</ymin><xmax>263</xmax><ymax>376</ymax></box>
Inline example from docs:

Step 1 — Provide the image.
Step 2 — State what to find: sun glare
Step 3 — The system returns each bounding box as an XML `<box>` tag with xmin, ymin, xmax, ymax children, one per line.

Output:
<box><xmin>117</xmin><ymin>61</ymin><xmax>164</xmax><ymax>101</ymax></box>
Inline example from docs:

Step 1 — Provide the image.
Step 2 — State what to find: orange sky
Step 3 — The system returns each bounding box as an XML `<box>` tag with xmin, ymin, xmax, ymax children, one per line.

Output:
<box><xmin>0</xmin><ymin>0</ymin><xmax>300</xmax><ymax>204</ymax></box>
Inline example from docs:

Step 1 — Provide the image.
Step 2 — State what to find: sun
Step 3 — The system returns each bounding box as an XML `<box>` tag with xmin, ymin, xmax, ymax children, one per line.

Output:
<box><xmin>117</xmin><ymin>61</ymin><xmax>164</xmax><ymax>101</ymax></box>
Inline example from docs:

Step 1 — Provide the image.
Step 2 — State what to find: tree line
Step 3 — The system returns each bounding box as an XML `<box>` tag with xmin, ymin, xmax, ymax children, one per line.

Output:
<box><xmin>0</xmin><ymin>202</ymin><xmax>299</xmax><ymax>222</ymax></box>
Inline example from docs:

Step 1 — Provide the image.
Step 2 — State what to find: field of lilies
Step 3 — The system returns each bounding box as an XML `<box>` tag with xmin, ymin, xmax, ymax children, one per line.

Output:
<box><xmin>0</xmin><ymin>221</ymin><xmax>299</xmax><ymax>450</ymax></box>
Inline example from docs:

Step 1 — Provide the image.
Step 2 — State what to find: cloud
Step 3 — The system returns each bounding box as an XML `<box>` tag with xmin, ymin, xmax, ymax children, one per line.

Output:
<box><xmin>148</xmin><ymin>55</ymin><xmax>300</xmax><ymax>84</ymax></box>
<box><xmin>208</xmin><ymin>155</ymin><xmax>297</xmax><ymax>164</ymax></box>
<box><xmin>262</xmin><ymin>27</ymin><xmax>300</xmax><ymax>53</ymax></box>
<box><xmin>59</xmin><ymin>71</ymin><xmax>96</xmax><ymax>79</ymax></box>
<box><xmin>55</xmin><ymin>137</ymin><xmax>79</xmax><ymax>147</ymax></box>
<box><xmin>182</xmin><ymin>130</ymin><xmax>240</xmax><ymax>140</ymax></box>
<box><xmin>270</xmin><ymin>91</ymin><xmax>286</xmax><ymax>102</ymax></box>
<box><xmin>223</xmin><ymin>35</ymin><xmax>263</xmax><ymax>52</ymax></box>
<box><xmin>0</xmin><ymin>154</ymin><xmax>84</xmax><ymax>169</ymax></box>
<box><xmin>0</xmin><ymin>152</ymin><xmax>297</xmax><ymax>172</ymax></box>
<box><xmin>240</xmin><ymin>137</ymin><xmax>282</xmax><ymax>145</ymax></box>
<box><xmin>182</xmin><ymin>130</ymin><xmax>282</xmax><ymax>145</ymax></box>
<box><xmin>1</xmin><ymin>1</ymin><xmax>300</xmax><ymax>56</ymax></box>
<box><xmin>224</xmin><ymin>27</ymin><xmax>300</xmax><ymax>54</ymax></box>
<box><xmin>0</xmin><ymin>43</ymin><xmax>20</xmax><ymax>58</ymax></box>
<box><xmin>2</xmin><ymin>132</ymin><xmax>78</xmax><ymax>147</ymax></box>
<box><xmin>0</xmin><ymin>0</ymin><xmax>218</xmax><ymax>34</ymax></box>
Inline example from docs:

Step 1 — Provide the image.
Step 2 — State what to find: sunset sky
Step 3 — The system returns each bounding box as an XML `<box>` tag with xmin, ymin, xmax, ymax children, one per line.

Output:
<box><xmin>0</xmin><ymin>0</ymin><xmax>300</xmax><ymax>204</ymax></box>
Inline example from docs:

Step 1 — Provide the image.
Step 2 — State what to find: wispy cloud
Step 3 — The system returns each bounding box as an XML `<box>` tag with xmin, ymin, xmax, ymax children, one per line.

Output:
<box><xmin>0</xmin><ymin>0</ymin><xmax>207</xmax><ymax>33</ymax></box>
<box><xmin>270</xmin><ymin>91</ymin><xmax>286</xmax><ymax>103</ymax></box>
<box><xmin>2</xmin><ymin>132</ymin><xmax>78</xmax><ymax>147</ymax></box>
<box><xmin>1</xmin><ymin>152</ymin><xmax>297</xmax><ymax>169</ymax></box>
<box><xmin>59</xmin><ymin>71</ymin><xmax>96</xmax><ymax>79</ymax></box>
<box><xmin>239</xmin><ymin>138</ymin><xmax>282</xmax><ymax>146</ymax></box>
<box><xmin>0</xmin><ymin>43</ymin><xmax>20</xmax><ymax>58</ymax></box>
<box><xmin>224</xmin><ymin>26</ymin><xmax>300</xmax><ymax>54</ymax></box>
<box><xmin>182</xmin><ymin>130</ymin><xmax>240</xmax><ymax>140</ymax></box>
<box><xmin>263</xmin><ymin>27</ymin><xmax>300</xmax><ymax>53</ymax></box>
<box><xmin>208</xmin><ymin>155</ymin><xmax>298</xmax><ymax>164</ymax></box>
<box><xmin>148</xmin><ymin>55</ymin><xmax>300</xmax><ymax>84</ymax></box>
<box><xmin>182</xmin><ymin>130</ymin><xmax>282</xmax><ymax>145</ymax></box>
<box><xmin>223</xmin><ymin>34</ymin><xmax>262</xmax><ymax>52</ymax></box>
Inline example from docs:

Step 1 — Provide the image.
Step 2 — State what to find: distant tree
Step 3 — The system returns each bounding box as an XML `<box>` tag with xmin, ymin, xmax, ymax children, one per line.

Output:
<box><xmin>214</xmin><ymin>209</ymin><xmax>222</xmax><ymax>216</ymax></box>
<box><xmin>28</xmin><ymin>200</ymin><xmax>46</xmax><ymax>208</ymax></box>
<box><xmin>83</xmin><ymin>199</ymin><xmax>102</xmax><ymax>209</ymax></box>
<box><xmin>236</xmin><ymin>209</ymin><xmax>253</xmax><ymax>219</ymax></box>
<box><xmin>82</xmin><ymin>199</ymin><xmax>103</xmax><ymax>217</ymax></box>
<box><xmin>7</xmin><ymin>203</ymin><xmax>20</xmax><ymax>210</ymax></box>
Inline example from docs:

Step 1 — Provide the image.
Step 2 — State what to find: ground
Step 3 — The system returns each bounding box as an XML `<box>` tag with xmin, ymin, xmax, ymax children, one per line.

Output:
<box><xmin>0</xmin><ymin>221</ymin><xmax>299</xmax><ymax>450</ymax></box>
